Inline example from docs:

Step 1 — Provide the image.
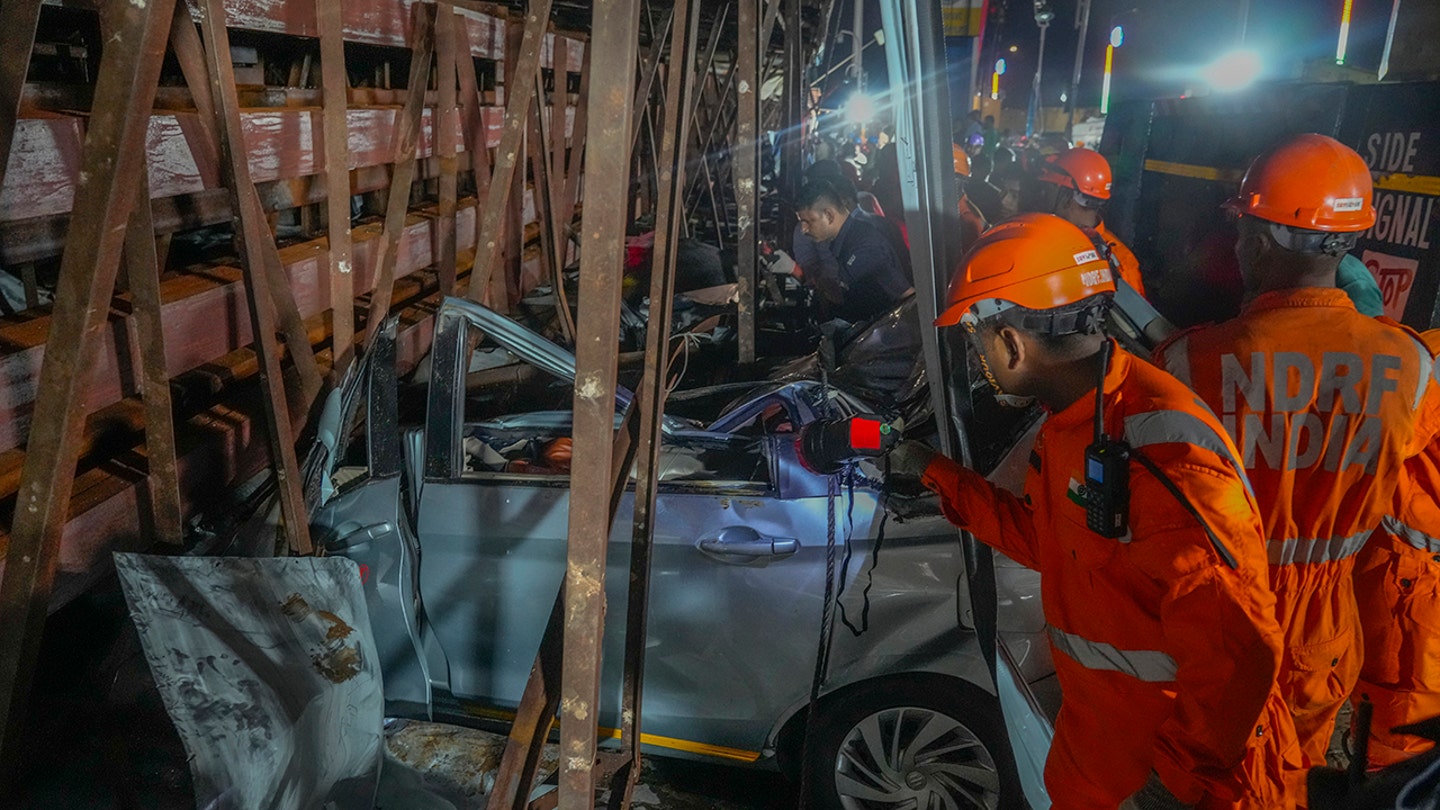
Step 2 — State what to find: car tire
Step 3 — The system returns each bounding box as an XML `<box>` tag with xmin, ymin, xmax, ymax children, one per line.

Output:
<box><xmin>804</xmin><ymin>676</ymin><xmax>1024</xmax><ymax>810</ymax></box>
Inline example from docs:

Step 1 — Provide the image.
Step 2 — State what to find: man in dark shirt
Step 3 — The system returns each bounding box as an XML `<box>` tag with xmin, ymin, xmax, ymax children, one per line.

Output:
<box><xmin>792</xmin><ymin>161</ymin><xmax>911</xmax><ymax>284</ymax></box>
<box><xmin>794</xmin><ymin>180</ymin><xmax>912</xmax><ymax>324</ymax></box>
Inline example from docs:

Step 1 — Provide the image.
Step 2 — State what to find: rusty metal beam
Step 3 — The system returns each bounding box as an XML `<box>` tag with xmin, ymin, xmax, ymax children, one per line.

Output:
<box><xmin>547</xmin><ymin>70</ymin><xmax>567</xmax><ymax>237</ymax></box>
<box><xmin>317</xmin><ymin>0</ymin><xmax>356</xmax><ymax>377</ymax></box>
<box><xmin>608</xmin><ymin>0</ymin><xmax>700</xmax><ymax>805</ymax></box>
<box><xmin>363</xmin><ymin>2</ymin><xmax>437</xmax><ymax>346</ymax></box>
<box><xmin>169</xmin><ymin>0</ymin><xmax>324</xmax><ymax>410</ymax></box>
<box><xmin>0</xmin><ymin>0</ymin><xmax>42</xmax><ymax>196</ymax></box>
<box><xmin>483</xmin><ymin>585</ymin><xmax>564</xmax><ymax>810</ymax></box>
<box><xmin>628</xmin><ymin>4</ymin><xmax>673</xmax><ymax>152</ymax></box>
<box><xmin>528</xmin><ymin>78</ymin><xmax>573</xmax><ymax>343</ymax></box>
<box><xmin>455</xmin><ymin>20</ymin><xmax>494</xmax><ymax>205</ymax></box>
<box><xmin>0</xmin><ymin>0</ymin><xmax>177</xmax><ymax>789</ymax></box>
<box><xmin>435</xmin><ymin>4</ymin><xmax>461</xmax><ymax>296</ymax></box>
<box><xmin>123</xmin><ymin>165</ymin><xmax>185</xmax><ymax>547</ymax></box>
<box><xmin>467</xmin><ymin>0</ymin><xmax>553</xmax><ymax>305</ymax></box>
<box><xmin>555</xmin><ymin>44</ymin><xmax>589</xmax><ymax>258</ymax></box>
<box><xmin>485</xmin><ymin>398</ymin><xmax>643</xmax><ymax>810</ymax></box>
<box><xmin>733</xmin><ymin>0</ymin><xmax>760</xmax><ymax>364</ymax></box>
<box><xmin>557</xmin><ymin>0</ymin><xmax>642</xmax><ymax>805</ymax></box>
<box><xmin>781</xmin><ymin>0</ymin><xmax>804</xmax><ymax>206</ymax></box>
<box><xmin>497</xmin><ymin>16</ymin><xmax>526</xmax><ymax>313</ymax></box>
<box><xmin>196</xmin><ymin>0</ymin><xmax>313</xmax><ymax>555</ymax></box>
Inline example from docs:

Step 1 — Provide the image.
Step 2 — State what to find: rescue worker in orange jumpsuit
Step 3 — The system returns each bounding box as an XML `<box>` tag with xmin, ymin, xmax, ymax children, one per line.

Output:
<box><xmin>888</xmin><ymin>213</ymin><xmax>1300</xmax><ymax>809</ymax></box>
<box><xmin>953</xmin><ymin>144</ymin><xmax>989</xmax><ymax>256</ymax></box>
<box><xmin>1030</xmin><ymin>147</ymin><xmax>1146</xmax><ymax>297</ymax></box>
<box><xmin>1352</xmin><ymin>328</ymin><xmax>1440</xmax><ymax>766</ymax></box>
<box><xmin>1153</xmin><ymin>133</ymin><xmax>1440</xmax><ymax>768</ymax></box>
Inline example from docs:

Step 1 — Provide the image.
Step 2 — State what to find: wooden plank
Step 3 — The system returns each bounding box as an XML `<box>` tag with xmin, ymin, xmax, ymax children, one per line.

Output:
<box><xmin>363</xmin><ymin>1</ymin><xmax>436</xmax><ymax>347</ymax></box>
<box><xmin>466</xmin><ymin>0</ymin><xmax>553</xmax><ymax>305</ymax></box>
<box><xmin>0</xmin><ymin>0</ymin><xmax>177</xmax><ymax>787</ymax></box>
<box><xmin>557</xmin><ymin>0</ymin><xmax>641</xmax><ymax>805</ymax></box>
<box><xmin>435</xmin><ymin>4</ymin><xmax>461</xmax><ymax>296</ymax></box>
<box><xmin>197</xmin><ymin>0</ymin><xmax>312</xmax><ymax>555</ymax></box>
<box><xmin>122</xmin><ymin>165</ymin><xmax>185</xmax><ymax>547</ymax></box>
<box><xmin>0</xmin><ymin>0</ymin><xmax>43</xmax><ymax>196</ymax></box>
<box><xmin>316</xmin><ymin>0</ymin><xmax>356</xmax><ymax>379</ymax></box>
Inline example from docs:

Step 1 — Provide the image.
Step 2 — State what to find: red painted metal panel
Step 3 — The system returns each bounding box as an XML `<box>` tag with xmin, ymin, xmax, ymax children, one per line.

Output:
<box><xmin>0</xmin><ymin>204</ymin><xmax>479</xmax><ymax>454</ymax></box>
<box><xmin>0</xmin><ymin>106</ymin><xmax>515</xmax><ymax>221</ymax></box>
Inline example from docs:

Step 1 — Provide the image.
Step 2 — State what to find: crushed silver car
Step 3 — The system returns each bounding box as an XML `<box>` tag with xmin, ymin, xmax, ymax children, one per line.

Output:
<box><xmin>303</xmin><ymin>296</ymin><xmax>1055</xmax><ymax>808</ymax></box>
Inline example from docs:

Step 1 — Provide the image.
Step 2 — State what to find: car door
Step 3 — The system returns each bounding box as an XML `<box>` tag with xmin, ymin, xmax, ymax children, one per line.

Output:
<box><xmin>404</xmin><ymin>299</ymin><xmax>880</xmax><ymax>758</ymax></box>
<box><xmin>308</xmin><ymin>319</ymin><xmax>444</xmax><ymax>719</ymax></box>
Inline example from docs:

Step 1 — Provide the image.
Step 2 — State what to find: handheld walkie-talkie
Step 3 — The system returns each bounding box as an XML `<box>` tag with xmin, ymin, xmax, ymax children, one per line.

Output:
<box><xmin>1085</xmin><ymin>340</ymin><xmax>1131</xmax><ymax>538</ymax></box>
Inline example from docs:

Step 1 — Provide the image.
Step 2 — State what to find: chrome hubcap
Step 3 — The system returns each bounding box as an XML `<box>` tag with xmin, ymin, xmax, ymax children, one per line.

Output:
<box><xmin>834</xmin><ymin>706</ymin><xmax>1001</xmax><ymax>809</ymax></box>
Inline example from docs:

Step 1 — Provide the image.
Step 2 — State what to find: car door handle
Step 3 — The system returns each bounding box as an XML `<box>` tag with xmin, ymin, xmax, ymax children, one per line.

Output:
<box><xmin>697</xmin><ymin>526</ymin><xmax>799</xmax><ymax>560</ymax></box>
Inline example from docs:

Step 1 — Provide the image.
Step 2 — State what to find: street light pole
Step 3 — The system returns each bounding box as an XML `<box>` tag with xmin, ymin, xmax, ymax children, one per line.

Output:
<box><xmin>1379</xmin><ymin>0</ymin><xmax>1403</xmax><ymax>80</ymax></box>
<box><xmin>1101</xmin><ymin>25</ymin><xmax>1123</xmax><ymax>115</ymax></box>
<box><xmin>853</xmin><ymin>0</ymin><xmax>865</xmax><ymax>89</ymax></box>
<box><xmin>1027</xmin><ymin>1</ymin><xmax>1053</xmax><ymax>137</ymax></box>
<box><xmin>1066</xmin><ymin>0</ymin><xmax>1091</xmax><ymax>139</ymax></box>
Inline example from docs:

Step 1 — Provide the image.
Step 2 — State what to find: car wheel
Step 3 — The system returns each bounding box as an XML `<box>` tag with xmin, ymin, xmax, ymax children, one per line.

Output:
<box><xmin>807</xmin><ymin>678</ymin><xmax>1017</xmax><ymax>810</ymax></box>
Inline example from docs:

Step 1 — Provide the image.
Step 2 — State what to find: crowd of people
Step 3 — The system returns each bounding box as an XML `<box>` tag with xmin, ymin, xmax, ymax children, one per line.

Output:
<box><xmin>787</xmin><ymin>121</ymin><xmax>1437</xmax><ymax>808</ymax></box>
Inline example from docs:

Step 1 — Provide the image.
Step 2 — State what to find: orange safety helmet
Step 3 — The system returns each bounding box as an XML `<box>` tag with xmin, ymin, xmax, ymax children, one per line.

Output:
<box><xmin>936</xmin><ymin>213</ymin><xmax>1116</xmax><ymax>327</ymax></box>
<box><xmin>952</xmin><ymin>144</ymin><xmax>971</xmax><ymax>177</ymax></box>
<box><xmin>1036</xmin><ymin>147</ymin><xmax>1113</xmax><ymax>200</ymax></box>
<box><xmin>1223</xmin><ymin>133</ymin><xmax>1375</xmax><ymax>232</ymax></box>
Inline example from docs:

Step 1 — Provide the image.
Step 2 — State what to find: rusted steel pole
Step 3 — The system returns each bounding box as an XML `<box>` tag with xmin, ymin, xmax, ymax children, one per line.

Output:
<box><xmin>628</xmin><ymin>5</ymin><xmax>674</xmax><ymax>151</ymax></box>
<box><xmin>0</xmin><ymin>0</ymin><xmax>41</xmax><ymax>197</ymax></box>
<box><xmin>123</xmin><ymin>166</ymin><xmax>185</xmax><ymax>547</ymax></box>
<box><xmin>436</xmin><ymin>5</ymin><xmax>462</xmax><ymax>296</ymax></box>
<box><xmin>467</xmin><ymin>0</ymin><xmax>554</xmax><ymax>305</ymax></box>
<box><xmin>498</xmin><ymin>15</ymin><xmax>525</xmax><ymax>312</ymax></box>
<box><xmin>781</xmin><ymin>0</ymin><xmax>803</xmax><ymax>226</ymax></box>
<box><xmin>168</xmin><ymin>0</ymin><xmax>324</xmax><ymax>409</ymax></box>
<box><xmin>557</xmin><ymin>0</ymin><xmax>642</xmax><ymax>806</ymax></box>
<box><xmin>554</xmin><ymin>45</ymin><xmax>590</xmax><ymax>277</ymax></box>
<box><xmin>733</xmin><ymin>0</ymin><xmax>761</xmax><ymax>364</ymax></box>
<box><xmin>316</xmin><ymin>0</ymin><xmax>356</xmax><ymax>377</ymax></box>
<box><xmin>0</xmin><ymin>0</ymin><xmax>177</xmax><ymax>788</ymax></box>
<box><xmin>528</xmin><ymin>78</ymin><xmax>574</xmax><ymax>343</ymax></box>
<box><xmin>363</xmin><ymin>3</ymin><xmax>437</xmax><ymax>345</ymax></box>
<box><xmin>455</xmin><ymin>18</ymin><xmax>494</xmax><ymax>209</ymax></box>
<box><xmin>609</xmin><ymin>0</ymin><xmax>700</xmax><ymax>806</ymax></box>
<box><xmin>198</xmin><ymin>0</ymin><xmax>315</xmax><ymax>555</ymax></box>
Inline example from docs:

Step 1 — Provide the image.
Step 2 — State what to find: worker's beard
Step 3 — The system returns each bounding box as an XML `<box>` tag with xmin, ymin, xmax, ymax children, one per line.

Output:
<box><xmin>995</xmin><ymin>393</ymin><xmax>1038</xmax><ymax>408</ymax></box>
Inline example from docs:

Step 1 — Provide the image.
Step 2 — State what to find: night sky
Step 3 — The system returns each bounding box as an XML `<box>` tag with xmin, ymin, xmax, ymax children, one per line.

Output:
<box><xmin>819</xmin><ymin>0</ymin><xmax>1402</xmax><ymax>114</ymax></box>
<box><xmin>982</xmin><ymin>0</ymin><xmax>1397</xmax><ymax>110</ymax></box>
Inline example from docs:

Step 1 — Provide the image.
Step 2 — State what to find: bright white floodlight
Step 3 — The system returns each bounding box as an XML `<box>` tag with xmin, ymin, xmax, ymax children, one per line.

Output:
<box><xmin>845</xmin><ymin>91</ymin><xmax>876</xmax><ymax>124</ymax></box>
<box><xmin>1202</xmin><ymin>49</ymin><xmax>1262</xmax><ymax>92</ymax></box>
